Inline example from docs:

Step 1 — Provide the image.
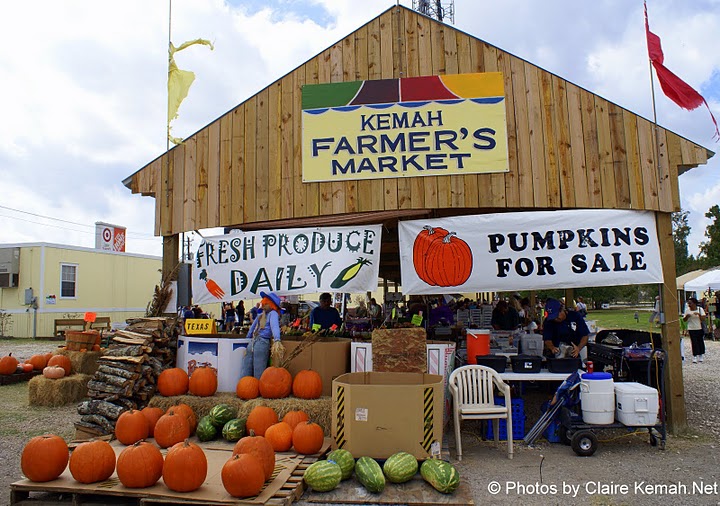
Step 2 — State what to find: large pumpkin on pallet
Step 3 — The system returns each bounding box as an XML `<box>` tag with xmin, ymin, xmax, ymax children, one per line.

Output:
<box><xmin>245</xmin><ymin>406</ymin><xmax>278</xmax><ymax>437</ymax></box>
<box><xmin>171</xmin><ymin>403</ymin><xmax>197</xmax><ymax>434</ymax></box>
<box><xmin>141</xmin><ymin>406</ymin><xmax>165</xmax><ymax>438</ymax></box>
<box><xmin>0</xmin><ymin>353</ymin><xmax>19</xmax><ymax>375</ymax></box>
<box><xmin>162</xmin><ymin>440</ymin><xmax>208</xmax><ymax>493</ymax></box>
<box><xmin>157</xmin><ymin>368</ymin><xmax>189</xmax><ymax>396</ymax></box>
<box><xmin>115</xmin><ymin>409</ymin><xmax>150</xmax><ymax>445</ymax></box>
<box><xmin>20</xmin><ymin>434</ymin><xmax>69</xmax><ymax>482</ymax></box>
<box><xmin>292</xmin><ymin>421</ymin><xmax>324</xmax><ymax>455</ymax></box>
<box><xmin>27</xmin><ymin>354</ymin><xmax>48</xmax><ymax>371</ymax></box>
<box><xmin>264</xmin><ymin>422</ymin><xmax>293</xmax><ymax>452</ymax></box>
<box><xmin>236</xmin><ymin>376</ymin><xmax>260</xmax><ymax>400</ymax></box>
<box><xmin>69</xmin><ymin>440</ymin><xmax>116</xmax><ymax>484</ymax></box>
<box><xmin>292</xmin><ymin>370</ymin><xmax>322</xmax><ymax>399</ymax></box>
<box><xmin>258</xmin><ymin>366</ymin><xmax>292</xmax><ymax>399</ymax></box>
<box><xmin>117</xmin><ymin>441</ymin><xmax>164</xmax><ymax>488</ymax></box>
<box><xmin>189</xmin><ymin>366</ymin><xmax>218</xmax><ymax>397</ymax></box>
<box><xmin>47</xmin><ymin>355</ymin><xmax>72</xmax><ymax>376</ymax></box>
<box><xmin>222</xmin><ymin>453</ymin><xmax>265</xmax><ymax>498</ymax></box>
<box><xmin>282</xmin><ymin>410</ymin><xmax>309</xmax><ymax>429</ymax></box>
<box><xmin>233</xmin><ymin>431</ymin><xmax>275</xmax><ymax>481</ymax></box>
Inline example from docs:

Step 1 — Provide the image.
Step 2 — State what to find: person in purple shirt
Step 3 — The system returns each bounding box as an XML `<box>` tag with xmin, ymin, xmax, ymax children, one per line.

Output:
<box><xmin>241</xmin><ymin>291</ymin><xmax>282</xmax><ymax>379</ymax></box>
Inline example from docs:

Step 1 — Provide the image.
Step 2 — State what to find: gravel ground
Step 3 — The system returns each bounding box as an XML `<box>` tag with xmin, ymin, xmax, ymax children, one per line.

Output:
<box><xmin>2</xmin><ymin>338</ymin><xmax>720</xmax><ymax>506</ymax></box>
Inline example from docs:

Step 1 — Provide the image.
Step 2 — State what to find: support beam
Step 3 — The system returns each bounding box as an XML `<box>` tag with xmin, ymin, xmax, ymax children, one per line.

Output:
<box><xmin>656</xmin><ymin>211</ymin><xmax>686</xmax><ymax>432</ymax></box>
<box><xmin>162</xmin><ymin>235</ymin><xmax>180</xmax><ymax>283</ymax></box>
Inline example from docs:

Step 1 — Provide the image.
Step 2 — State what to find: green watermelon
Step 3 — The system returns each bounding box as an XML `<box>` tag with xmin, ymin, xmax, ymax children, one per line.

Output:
<box><xmin>327</xmin><ymin>449</ymin><xmax>355</xmax><ymax>480</ymax></box>
<box><xmin>209</xmin><ymin>403</ymin><xmax>236</xmax><ymax>427</ymax></box>
<box><xmin>196</xmin><ymin>416</ymin><xmax>217</xmax><ymax>442</ymax></box>
<box><xmin>420</xmin><ymin>458</ymin><xmax>460</xmax><ymax>494</ymax></box>
<box><xmin>355</xmin><ymin>456</ymin><xmax>385</xmax><ymax>493</ymax></box>
<box><xmin>222</xmin><ymin>418</ymin><xmax>247</xmax><ymax>442</ymax></box>
<box><xmin>303</xmin><ymin>460</ymin><xmax>342</xmax><ymax>492</ymax></box>
<box><xmin>383</xmin><ymin>452</ymin><xmax>418</xmax><ymax>483</ymax></box>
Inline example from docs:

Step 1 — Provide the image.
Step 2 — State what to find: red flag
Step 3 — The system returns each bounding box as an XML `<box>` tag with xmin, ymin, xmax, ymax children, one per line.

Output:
<box><xmin>644</xmin><ymin>1</ymin><xmax>719</xmax><ymax>139</ymax></box>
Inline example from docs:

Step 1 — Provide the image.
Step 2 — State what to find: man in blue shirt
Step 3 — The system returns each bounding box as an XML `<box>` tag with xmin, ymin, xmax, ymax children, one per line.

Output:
<box><xmin>543</xmin><ymin>298</ymin><xmax>589</xmax><ymax>358</ymax></box>
<box><xmin>310</xmin><ymin>292</ymin><xmax>342</xmax><ymax>330</ymax></box>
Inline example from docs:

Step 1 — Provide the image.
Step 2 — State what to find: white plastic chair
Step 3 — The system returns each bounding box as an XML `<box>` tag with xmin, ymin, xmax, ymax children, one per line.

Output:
<box><xmin>448</xmin><ymin>364</ymin><xmax>514</xmax><ymax>460</ymax></box>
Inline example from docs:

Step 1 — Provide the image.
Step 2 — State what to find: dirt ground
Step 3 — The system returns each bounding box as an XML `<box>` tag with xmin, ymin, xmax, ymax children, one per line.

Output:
<box><xmin>2</xmin><ymin>338</ymin><xmax>720</xmax><ymax>506</ymax></box>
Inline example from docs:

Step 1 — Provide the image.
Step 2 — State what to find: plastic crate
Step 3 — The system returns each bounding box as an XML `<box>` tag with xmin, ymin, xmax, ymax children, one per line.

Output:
<box><xmin>486</xmin><ymin>398</ymin><xmax>525</xmax><ymax>441</ymax></box>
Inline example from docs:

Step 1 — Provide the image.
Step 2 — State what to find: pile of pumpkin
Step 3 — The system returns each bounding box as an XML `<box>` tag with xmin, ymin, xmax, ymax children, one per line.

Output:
<box><xmin>157</xmin><ymin>365</ymin><xmax>324</xmax><ymax>401</ymax></box>
<box><xmin>0</xmin><ymin>352</ymin><xmax>72</xmax><ymax>379</ymax></box>
<box><xmin>304</xmin><ymin>449</ymin><xmax>460</xmax><ymax>495</ymax></box>
<box><xmin>20</xmin><ymin>401</ymin><xmax>326</xmax><ymax>499</ymax></box>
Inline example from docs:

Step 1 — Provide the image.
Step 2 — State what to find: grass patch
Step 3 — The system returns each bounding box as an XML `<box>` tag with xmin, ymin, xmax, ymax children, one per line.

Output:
<box><xmin>587</xmin><ymin>309</ymin><xmax>663</xmax><ymax>332</ymax></box>
<box><xmin>0</xmin><ymin>383</ymin><xmax>76</xmax><ymax>439</ymax></box>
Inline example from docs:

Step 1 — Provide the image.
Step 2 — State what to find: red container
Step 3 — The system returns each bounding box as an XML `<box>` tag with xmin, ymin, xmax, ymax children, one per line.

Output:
<box><xmin>466</xmin><ymin>330</ymin><xmax>490</xmax><ymax>364</ymax></box>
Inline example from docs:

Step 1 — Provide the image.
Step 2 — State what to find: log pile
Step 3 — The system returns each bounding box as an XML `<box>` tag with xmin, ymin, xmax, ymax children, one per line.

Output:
<box><xmin>75</xmin><ymin>317</ymin><xmax>182</xmax><ymax>435</ymax></box>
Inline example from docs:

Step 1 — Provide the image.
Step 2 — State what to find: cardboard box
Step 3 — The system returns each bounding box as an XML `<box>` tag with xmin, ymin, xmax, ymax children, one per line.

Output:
<box><xmin>371</xmin><ymin>328</ymin><xmax>427</xmax><ymax>373</ymax></box>
<box><xmin>332</xmin><ymin>372</ymin><xmax>444</xmax><ymax>459</ymax></box>
<box><xmin>283</xmin><ymin>337</ymin><xmax>351</xmax><ymax>397</ymax></box>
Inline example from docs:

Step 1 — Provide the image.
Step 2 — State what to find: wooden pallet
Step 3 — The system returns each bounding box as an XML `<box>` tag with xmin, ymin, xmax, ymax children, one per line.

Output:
<box><xmin>0</xmin><ymin>370</ymin><xmax>41</xmax><ymax>386</ymax></box>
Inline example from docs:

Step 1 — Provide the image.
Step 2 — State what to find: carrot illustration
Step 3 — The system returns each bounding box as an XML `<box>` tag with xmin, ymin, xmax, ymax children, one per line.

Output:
<box><xmin>199</xmin><ymin>269</ymin><xmax>225</xmax><ymax>299</ymax></box>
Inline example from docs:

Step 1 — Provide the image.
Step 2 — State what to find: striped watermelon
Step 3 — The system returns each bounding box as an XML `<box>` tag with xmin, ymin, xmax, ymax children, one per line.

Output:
<box><xmin>327</xmin><ymin>449</ymin><xmax>355</xmax><ymax>480</ymax></box>
<box><xmin>355</xmin><ymin>457</ymin><xmax>385</xmax><ymax>493</ymax></box>
<box><xmin>383</xmin><ymin>452</ymin><xmax>418</xmax><ymax>483</ymax></box>
<box><xmin>303</xmin><ymin>460</ymin><xmax>342</xmax><ymax>492</ymax></box>
<box><xmin>222</xmin><ymin>418</ymin><xmax>247</xmax><ymax>442</ymax></box>
<box><xmin>209</xmin><ymin>404</ymin><xmax>236</xmax><ymax>427</ymax></box>
<box><xmin>196</xmin><ymin>416</ymin><xmax>217</xmax><ymax>441</ymax></box>
<box><xmin>420</xmin><ymin>458</ymin><xmax>460</xmax><ymax>494</ymax></box>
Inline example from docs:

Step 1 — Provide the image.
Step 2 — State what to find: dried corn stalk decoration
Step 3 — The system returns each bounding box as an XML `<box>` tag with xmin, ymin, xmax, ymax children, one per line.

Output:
<box><xmin>270</xmin><ymin>340</ymin><xmax>285</xmax><ymax>366</ymax></box>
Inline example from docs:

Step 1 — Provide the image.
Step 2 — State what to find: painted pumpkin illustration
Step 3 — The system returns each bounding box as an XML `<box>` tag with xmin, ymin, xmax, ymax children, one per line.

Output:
<box><xmin>412</xmin><ymin>226</ymin><xmax>448</xmax><ymax>283</ymax></box>
<box><xmin>413</xmin><ymin>227</ymin><xmax>472</xmax><ymax>287</ymax></box>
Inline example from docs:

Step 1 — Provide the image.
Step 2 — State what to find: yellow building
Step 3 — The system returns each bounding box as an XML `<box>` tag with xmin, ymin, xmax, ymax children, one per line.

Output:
<box><xmin>0</xmin><ymin>243</ymin><xmax>161</xmax><ymax>339</ymax></box>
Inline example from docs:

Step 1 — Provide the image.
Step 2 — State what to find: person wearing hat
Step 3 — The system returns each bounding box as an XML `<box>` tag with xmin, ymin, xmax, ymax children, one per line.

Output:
<box><xmin>241</xmin><ymin>291</ymin><xmax>282</xmax><ymax>379</ymax></box>
<box><xmin>542</xmin><ymin>298</ymin><xmax>590</xmax><ymax>359</ymax></box>
<box><xmin>310</xmin><ymin>292</ymin><xmax>342</xmax><ymax>331</ymax></box>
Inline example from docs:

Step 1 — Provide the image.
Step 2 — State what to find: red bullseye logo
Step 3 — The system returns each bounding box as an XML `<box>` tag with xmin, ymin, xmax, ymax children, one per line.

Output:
<box><xmin>102</xmin><ymin>228</ymin><xmax>112</xmax><ymax>242</ymax></box>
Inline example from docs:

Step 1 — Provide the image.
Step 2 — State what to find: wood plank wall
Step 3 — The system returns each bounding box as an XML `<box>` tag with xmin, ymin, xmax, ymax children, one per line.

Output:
<box><xmin>126</xmin><ymin>6</ymin><xmax>711</xmax><ymax>236</ymax></box>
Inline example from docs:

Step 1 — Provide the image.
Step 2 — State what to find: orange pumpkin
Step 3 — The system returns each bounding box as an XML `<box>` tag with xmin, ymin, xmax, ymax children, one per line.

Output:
<box><xmin>188</xmin><ymin>366</ymin><xmax>218</xmax><ymax>397</ymax></box>
<box><xmin>117</xmin><ymin>441</ymin><xmax>164</xmax><ymax>488</ymax></box>
<box><xmin>420</xmin><ymin>231</ymin><xmax>473</xmax><ymax>287</ymax></box>
<box><xmin>264</xmin><ymin>422</ymin><xmax>293</xmax><ymax>452</ymax></box>
<box><xmin>246</xmin><ymin>405</ymin><xmax>278</xmax><ymax>437</ymax></box>
<box><xmin>282</xmin><ymin>410</ymin><xmax>309</xmax><ymax>429</ymax></box>
<box><xmin>258</xmin><ymin>366</ymin><xmax>292</xmax><ymax>399</ymax></box>
<box><xmin>222</xmin><ymin>453</ymin><xmax>265</xmax><ymax>498</ymax></box>
<box><xmin>412</xmin><ymin>226</ymin><xmax>449</xmax><ymax>284</ymax></box>
<box><xmin>171</xmin><ymin>403</ymin><xmax>197</xmax><ymax>434</ymax></box>
<box><xmin>47</xmin><ymin>355</ymin><xmax>72</xmax><ymax>376</ymax></box>
<box><xmin>157</xmin><ymin>368</ymin><xmax>189</xmax><ymax>397</ymax></box>
<box><xmin>141</xmin><ymin>406</ymin><xmax>165</xmax><ymax>438</ymax></box>
<box><xmin>162</xmin><ymin>440</ymin><xmax>208</xmax><ymax>492</ymax></box>
<box><xmin>27</xmin><ymin>354</ymin><xmax>48</xmax><ymax>371</ymax></box>
<box><xmin>21</xmin><ymin>363</ymin><xmax>34</xmax><ymax>373</ymax></box>
<box><xmin>233</xmin><ymin>431</ymin><xmax>275</xmax><ymax>481</ymax></box>
<box><xmin>154</xmin><ymin>409</ymin><xmax>191</xmax><ymax>448</ymax></box>
<box><xmin>20</xmin><ymin>434</ymin><xmax>69</xmax><ymax>482</ymax></box>
<box><xmin>292</xmin><ymin>421</ymin><xmax>324</xmax><ymax>455</ymax></box>
<box><xmin>292</xmin><ymin>370</ymin><xmax>323</xmax><ymax>399</ymax></box>
<box><xmin>91</xmin><ymin>344</ymin><xmax>101</xmax><ymax>352</ymax></box>
<box><xmin>69</xmin><ymin>440</ymin><xmax>116</xmax><ymax>484</ymax></box>
<box><xmin>0</xmin><ymin>353</ymin><xmax>19</xmax><ymax>375</ymax></box>
<box><xmin>236</xmin><ymin>376</ymin><xmax>260</xmax><ymax>400</ymax></box>
<box><xmin>43</xmin><ymin>352</ymin><xmax>54</xmax><ymax>364</ymax></box>
<box><xmin>115</xmin><ymin>409</ymin><xmax>150</xmax><ymax>445</ymax></box>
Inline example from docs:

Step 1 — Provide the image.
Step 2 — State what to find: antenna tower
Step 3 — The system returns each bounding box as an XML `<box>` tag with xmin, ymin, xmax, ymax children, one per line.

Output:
<box><xmin>412</xmin><ymin>0</ymin><xmax>455</xmax><ymax>24</ymax></box>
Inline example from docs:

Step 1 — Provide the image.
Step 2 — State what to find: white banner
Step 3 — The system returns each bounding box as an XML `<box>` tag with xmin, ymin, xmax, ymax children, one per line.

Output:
<box><xmin>399</xmin><ymin>210</ymin><xmax>663</xmax><ymax>294</ymax></box>
<box><xmin>193</xmin><ymin>225</ymin><xmax>382</xmax><ymax>304</ymax></box>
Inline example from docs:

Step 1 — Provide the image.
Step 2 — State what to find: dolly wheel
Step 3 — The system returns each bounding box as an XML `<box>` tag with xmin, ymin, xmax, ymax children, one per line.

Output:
<box><xmin>571</xmin><ymin>431</ymin><xmax>598</xmax><ymax>457</ymax></box>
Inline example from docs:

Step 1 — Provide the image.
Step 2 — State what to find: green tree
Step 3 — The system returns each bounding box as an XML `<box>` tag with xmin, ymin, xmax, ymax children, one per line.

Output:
<box><xmin>672</xmin><ymin>210</ymin><xmax>695</xmax><ymax>274</ymax></box>
<box><xmin>699</xmin><ymin>205</ymin><xmax>720</xmax><ymax>268</ymax></box>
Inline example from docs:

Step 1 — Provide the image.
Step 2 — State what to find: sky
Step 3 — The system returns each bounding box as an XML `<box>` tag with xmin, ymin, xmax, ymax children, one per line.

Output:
<box><xmin>1</xmin><ymin>0</ymin><xmax>718</xmax><ymax>259</ymax></box>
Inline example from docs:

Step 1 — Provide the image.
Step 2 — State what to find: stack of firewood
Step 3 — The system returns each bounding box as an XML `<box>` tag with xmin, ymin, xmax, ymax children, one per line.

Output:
<box><xmin>75</xmin><ymin>317</ymin><xmax>181</xmax><ymax>435</ymax></box>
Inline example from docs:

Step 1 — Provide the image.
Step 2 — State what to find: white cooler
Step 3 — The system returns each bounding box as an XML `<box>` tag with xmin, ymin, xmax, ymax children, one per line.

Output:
<box><xmin>580</xmin><ymin>372</ymin><xmax>615</xmax><ymax>424</ymax></box>
<box><xmin>614</xmin><ymin>382</ymin><xmax>659</xmax><ymax>426</ymax></box>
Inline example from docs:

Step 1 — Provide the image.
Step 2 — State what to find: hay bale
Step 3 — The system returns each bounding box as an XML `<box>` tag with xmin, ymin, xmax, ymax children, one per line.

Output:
<box><xmin>29</xmin><ymin>373</ymin><xmax>92</xmax><ymax>407</ymax></box>
<box><xmin>55</xmin><ymin>350</ymin><xmax>101</xmax><ymax>376</ymax></box>
<box><xmin>148</xmin><ymin>393</ymin><xmax>333</xmax><ymax>435</ymax></box>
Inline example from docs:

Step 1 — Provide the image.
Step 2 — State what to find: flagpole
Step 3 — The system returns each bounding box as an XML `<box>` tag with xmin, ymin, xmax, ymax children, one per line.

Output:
<box><xmin>644</xmin><ymin>1</ymin><xmax>663</xmax><ymax>184</ymax></box>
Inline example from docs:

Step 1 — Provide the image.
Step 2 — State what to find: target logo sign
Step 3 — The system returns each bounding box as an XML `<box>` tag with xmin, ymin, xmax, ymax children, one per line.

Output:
<box><xmin>102</xmin><ymin>228</ymin><xmax>112</xmax><ymax>242</ymax></box>
<box><xmin>96</xmin><ymin>224</ymin><xmax>127</xmax><ymax>252</ymax></box>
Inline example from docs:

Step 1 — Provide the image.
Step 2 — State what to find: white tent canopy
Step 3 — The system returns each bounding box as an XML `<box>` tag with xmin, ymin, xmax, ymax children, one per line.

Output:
<box><xmin>684</xmin><ymin>269</ymin><xmax>720</xmax><ymax>294</ymax></box>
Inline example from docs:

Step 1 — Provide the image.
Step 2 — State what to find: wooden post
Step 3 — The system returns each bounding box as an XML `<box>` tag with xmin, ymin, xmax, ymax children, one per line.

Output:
<box><xmin>564</xmin><ymin>288</ymin><xmax>574</xmax><ymax>309</ymax></box>
<box><xmin>162</xmin><ymin>235</ymin><xmax>180</xmax><ymax>283</ymax></box>
<box><xmin>656</xmin><ymin>211</ymin><xmax>687</xmax><ymax>432</ymax></box>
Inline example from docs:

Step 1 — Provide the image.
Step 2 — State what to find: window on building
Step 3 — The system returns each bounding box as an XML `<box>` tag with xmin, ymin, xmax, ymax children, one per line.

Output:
<box><xmin>60</xmin><ymin>264</ymin><xmax>77</xmax><ymax>298</ymax></box>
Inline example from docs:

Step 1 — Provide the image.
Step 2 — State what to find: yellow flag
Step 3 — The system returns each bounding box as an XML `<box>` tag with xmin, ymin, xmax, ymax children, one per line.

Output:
<box><xmin>168</xmin><ymin>38</ymin><xmax>214</xmax><ymax>144</ymax></box>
